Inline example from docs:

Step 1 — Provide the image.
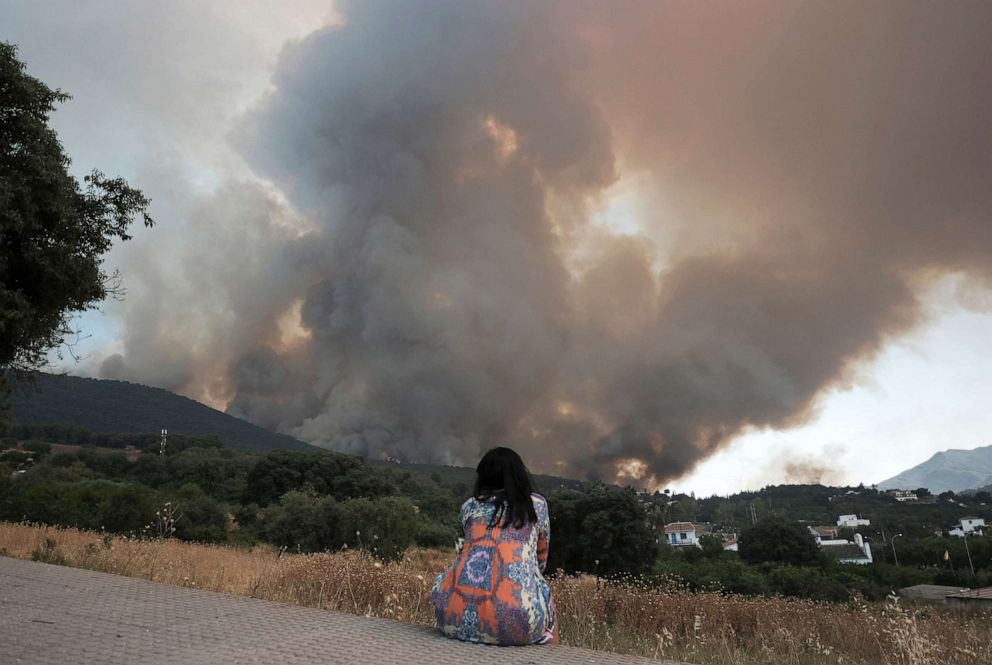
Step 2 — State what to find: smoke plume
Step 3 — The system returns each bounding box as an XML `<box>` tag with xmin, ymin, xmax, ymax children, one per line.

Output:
<box><xmin>102</xmin><ymin>1</ymin><xmax>992</xmax><ymax>485</ymax></box>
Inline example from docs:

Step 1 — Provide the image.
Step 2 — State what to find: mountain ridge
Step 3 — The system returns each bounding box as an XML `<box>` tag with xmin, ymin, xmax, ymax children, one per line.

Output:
<box><xmin>877</xmin><ymin>444</ymin><xmax>992</xmax><ymax>493</ymax></box>
<box><xmin>7</xmin><ymin>372</ymin><xmax>314</xmax><ymax>453</ymax></box>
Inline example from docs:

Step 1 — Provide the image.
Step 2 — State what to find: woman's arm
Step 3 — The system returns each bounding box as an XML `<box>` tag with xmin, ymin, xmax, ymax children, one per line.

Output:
<box><xmin>536</xmin><ymin>498</ymin><xmax>550</xmax><ymax>573</ymax></box>
<box><xmin>460</xmin><ymin>497</ymin><xmax>474</xmax><ymax>537</ymax></box>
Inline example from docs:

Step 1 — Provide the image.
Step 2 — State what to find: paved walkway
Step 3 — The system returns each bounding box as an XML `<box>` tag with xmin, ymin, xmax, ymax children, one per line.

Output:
<box><xmin>0</xmin><ymin>557</ymin><xmax>682</xmax><ymax>664</ymax></box>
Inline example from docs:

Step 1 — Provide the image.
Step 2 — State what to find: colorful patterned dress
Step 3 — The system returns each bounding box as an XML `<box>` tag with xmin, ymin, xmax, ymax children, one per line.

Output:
<box><xmin>431</xmin><ymin>493</ymin><xmax>555</xmax><ymax>645</ymax></box>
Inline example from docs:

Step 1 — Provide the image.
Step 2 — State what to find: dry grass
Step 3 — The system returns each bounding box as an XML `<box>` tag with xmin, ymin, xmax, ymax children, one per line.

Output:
<box><xmin>1</xmin><ymin>521</ymin><xmax>989</xmax><ymax>664</ymax></box>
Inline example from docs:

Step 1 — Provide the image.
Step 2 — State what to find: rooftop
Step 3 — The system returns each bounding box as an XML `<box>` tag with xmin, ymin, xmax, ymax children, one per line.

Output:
<box><xmin>898</xmin><ymin>585</ymin><xmax>970</xmax><ymax>602</ymax></box>
<box><xmin>946</xmin><ymin>587</ymin><xmax>992</xmax><ymax>600</ymax></box>
<box><xmin>664</xmin><ymin>521</ymin><xmax>696</xmax><ymax>533</ymax></box>
<box><xmin>820</xmin><ymin>543</ymin><xmax>869</xmax><ymax>561</ymax></box>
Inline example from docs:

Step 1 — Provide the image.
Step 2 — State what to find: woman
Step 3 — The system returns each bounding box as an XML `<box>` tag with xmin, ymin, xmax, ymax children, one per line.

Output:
<box><xmin>430</xmin><ymin>447</ymin><xmax>557</xmax><ymax>646</ymax></box>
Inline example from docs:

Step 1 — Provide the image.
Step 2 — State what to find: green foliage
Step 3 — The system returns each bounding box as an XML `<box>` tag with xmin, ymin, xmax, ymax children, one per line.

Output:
<box><xmin>166</xmin><ymin>483</ymin><xmax>228</xmax><ymax>543</ymax></box>
<box><xmin>698</xmin><ymin>533</ymin><xmax>725</xmax><ymax>558</ymax></box>
<box><xmin>415</xmin><ymin>519</ymin><xmax>459</xmax><ymax>549</ymax></box>
<box><xmin>0</xmin><ymin>478</ymin><xmax>157</xmax><ymax>533</ymax></box>
<box><xmin>0</xmin><ymin>43</ymin><xmax>152</xmax><ymax>378</ymax></box>
<box><xmin>243</xmin><ymin>450</ymin><xmax>396</xmax><ymax>506</ymax></box>
<box><xmin>258</xmin><ymin>490</ymin><xmax>343</xmax><ymax>552</ymax></box>
<box><xmin>738</xmin><ymin>517</ymin><xmax>820</xmax><ymax>566</ymax></box>
<box><xmin>257</xmin><ymin>491</ymin><xmax>418</xmax><ymax>561</ymax></box>
<box><xmin>547</xmin><ymin>484</ymin><xmax>657</xmax><ymax>576</ymax></box>
<box><xmin>338</xmin><ymin>495</ymin><xmax>420</xmax><ymax>562</ymax></box>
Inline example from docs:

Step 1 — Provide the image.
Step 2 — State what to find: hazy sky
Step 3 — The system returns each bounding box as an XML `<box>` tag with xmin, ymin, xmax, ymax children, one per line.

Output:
<box><xmin>5</xmin><ymin>1</ymin><xmax>991</xmax><ymax>495</ymax></box>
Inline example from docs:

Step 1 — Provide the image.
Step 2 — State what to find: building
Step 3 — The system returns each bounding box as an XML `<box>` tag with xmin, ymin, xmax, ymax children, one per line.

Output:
<box><xmin>960</xmin><ymin>517</ymin><xmax>986</xmax><ymax>533</ymax></box>
<box><xmin>945</xmin><ymin>587</ymin><xmax>992</xmax><ymax>607</ymax></box>
<box><xmin>837</xmin><ymin>514</ymin><xmax>871</xmax><ymax>527</ymax></box>
<box><xmin>722</xmin><ymin>538</ymin><xmax>738</xmax><ymax>552</ymax></box>
<box><xmin>949</xmin><ymin>517</ymin><xmax>986</xmax><ymax>537</ymax></box>
<box><xmin>664</xmin><ymin>521</ymin><xmax>699</xmax><ymax>547</ymax></box>
<box><xmin>818</xmin><ymin>533</ymin><xmax>873</xmax><ymax>565</ymax></box>
<box><xmin>885</xmin><ymin>490</ymin><xmax>918</xmax><ymax>502</ymax></box>
<box><xmin>809</xmin><ymin>525</ymin><xmax>839</xmax><ymax>543</ymax></box>
<box><xmin>898</xmin><ymin>584</ymin><xmax>971</xmax><ymax>604</ymax></box>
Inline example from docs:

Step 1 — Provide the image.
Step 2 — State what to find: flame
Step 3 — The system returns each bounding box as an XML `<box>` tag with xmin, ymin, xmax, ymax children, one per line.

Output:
<box><xmin>616</xmin><ymin>458</ymin><xmax>648</xmax><ymax>481</ymax></box>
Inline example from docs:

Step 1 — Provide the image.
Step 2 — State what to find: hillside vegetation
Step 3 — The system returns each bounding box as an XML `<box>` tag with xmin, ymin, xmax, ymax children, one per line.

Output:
<box><xmin>3</xmin><ymin>425</ymin><xmax>991</xmax><ymax>604</ymax></box>
<box><xmin>8</xmin><ymin>373</ymin><xmax>313</xmax><ymax>453</ymax></box>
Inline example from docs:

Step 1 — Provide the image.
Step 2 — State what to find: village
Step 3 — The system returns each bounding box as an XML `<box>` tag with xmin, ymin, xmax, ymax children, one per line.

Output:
<box><xmin>658</xmin><ymin>491</ymin><xmax>990</xmax><ymax>607</ymax></box>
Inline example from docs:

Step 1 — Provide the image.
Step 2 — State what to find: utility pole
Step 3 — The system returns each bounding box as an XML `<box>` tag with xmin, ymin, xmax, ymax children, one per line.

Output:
<box><xmin>964</xmin><ymin>534</ymin><xmax>975</xmax><ymax>576</ymax></box>
<box><xmin>160</xmin><ymin>428</ymin><xmax>167</xmax><ymax>456</ymax></box>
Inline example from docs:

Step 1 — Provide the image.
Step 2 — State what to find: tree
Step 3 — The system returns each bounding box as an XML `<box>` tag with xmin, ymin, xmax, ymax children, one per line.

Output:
<box><xmin>0</xmin><ymin>42</ymin><xmax>152</xmax><ymax>380</ymax></box>
<box><xmin>698</xmin><ymin>533</ymin><xmax>726</xmax><ymax>558</ymax></box>
<box><xmin>338</xmin><ymin>496</ymin><xmax>420</xmax><ymax>561</ymax></box>
<box><xmin>547</xmin><ymin>485</ymin><xmax>657</xmax><ymax>576</ymax></box>
<box><xmin>738</xmin><ymin>517</ymin><xmax>820</xmax><ymax>566</ymax></box>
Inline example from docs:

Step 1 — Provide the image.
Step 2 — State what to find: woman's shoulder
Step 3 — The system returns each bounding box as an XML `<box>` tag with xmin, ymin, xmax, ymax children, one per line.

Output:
<box><xmin>530</xmin><ymin>493</ymin><xmax>548</xmax><ymax>508</ymax></box>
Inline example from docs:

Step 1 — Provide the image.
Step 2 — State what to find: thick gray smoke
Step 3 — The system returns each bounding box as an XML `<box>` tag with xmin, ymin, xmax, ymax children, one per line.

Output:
<box><xmin>102</xmin><ymin>1</ymin><xmax>992</xmax><ymax>485</ymax></box>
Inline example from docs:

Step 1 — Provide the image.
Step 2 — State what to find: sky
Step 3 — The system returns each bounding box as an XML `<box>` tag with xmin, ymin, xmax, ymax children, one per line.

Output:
<box><xmin>4</xmin><ymin>1</ymin><xmax>992</xmax><ymax>495</ymax></box>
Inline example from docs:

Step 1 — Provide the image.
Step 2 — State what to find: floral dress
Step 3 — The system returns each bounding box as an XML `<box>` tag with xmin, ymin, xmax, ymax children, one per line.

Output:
<box><xmin>431</xmin><ymin>493</ymin><xmax>555</xmax><ymax>645</ymax></box>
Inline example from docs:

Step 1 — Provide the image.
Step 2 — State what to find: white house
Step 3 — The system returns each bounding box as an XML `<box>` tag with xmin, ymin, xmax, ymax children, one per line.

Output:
<box><xmin>820</xmin><ymin>533</ymin><xmax>873</xmax><ymax>565</ymax></box>
<box><xmin>885</xmin><ymin>490</ymin><xmax>918</xmax><ymax>502</ymax></box>
<box><xmin>664</xmin><ymin>521</ymin><xmax>699</xmax><ymax>547</ymax></box>
<box><xmin>837</xmin><ymin>514</ymin><xmax>871</xmax><ymax>527</ymax></box>
<box><xmin>950</xmin><ymin>517</ymin><xmax>986</xmax><ymax>537</ymax></box>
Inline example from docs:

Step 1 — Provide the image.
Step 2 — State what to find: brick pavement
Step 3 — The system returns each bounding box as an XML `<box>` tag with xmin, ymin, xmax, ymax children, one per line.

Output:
<box><xmin>0</xmin><ymin>557</ymin><xmax>685</xmax><ymax>664</ymax></box>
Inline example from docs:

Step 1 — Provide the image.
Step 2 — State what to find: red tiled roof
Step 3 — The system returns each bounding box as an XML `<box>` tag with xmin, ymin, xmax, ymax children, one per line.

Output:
<box><xmin>664</xmin><ymin>522</ymin><xmax>695</xmax><ymax>533</ymax></box>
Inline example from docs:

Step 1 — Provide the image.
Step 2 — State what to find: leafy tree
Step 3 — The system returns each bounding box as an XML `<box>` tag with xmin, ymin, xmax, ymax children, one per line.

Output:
<box><xmin>668</xmin><ymin>494</ymin><xmax>700</xmax><ymax>522</ymax></box>
<box><xmin>338</xmin><ymin>496</ymin><xmax>420</xmax><ymax>562</ymax></box>
<box><xmin>738</xmin><ymin>517</ymin><xmax>820</xmax><ymax>566</ymax></box>
<box><xmin>698</xmin><ymin>533</ymin><xmax>726</xmax><ymax>558</ymax></box>
<box><xmin>415</xmin><ymin>519</ymin><xmax>459</xmax><ymax>549</ymax></box>
<box><xmin>548</xmin><ymin>485</ymin><xmax>657</xmax><ymax>576</ymax></box>
<box><xmin>166</xmin><ymin>483</ymin><xmax>228</xmax><ymax>543</ymax></box>
<box><xmin>0</xmin><ymin>42</ymin><xmax>152</xmax><ymax>380</ymax></box>
<box><xmin>243</xmin><ymin>450</ymin><xmax>395</xmax><ymax>505</ymax></box>
<box><xmin>257</xmin><ymin>490</ymin><xmax>343</xmax><ymax>552</ymax></box>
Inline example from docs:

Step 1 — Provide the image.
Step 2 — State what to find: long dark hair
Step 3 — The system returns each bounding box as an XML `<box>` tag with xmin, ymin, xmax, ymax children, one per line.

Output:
<box><xmin>474</xmin><ymin>447</ymin><xmax>538</xmax><ymax>528</ymax></box>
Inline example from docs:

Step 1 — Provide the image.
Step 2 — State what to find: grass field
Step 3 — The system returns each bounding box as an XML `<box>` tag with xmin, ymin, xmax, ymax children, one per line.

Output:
<box><xmin>1</xmin><ymin>521</ymin><xmax>989</xmax><ymax>664</ymax></box>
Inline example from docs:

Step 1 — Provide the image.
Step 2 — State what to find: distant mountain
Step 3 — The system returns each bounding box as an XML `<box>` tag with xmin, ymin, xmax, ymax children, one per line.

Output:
<box><xmin>7</xmin><ymin>373</ymin><xmax>314</xmax><ymax>453</ymax></box>
<box><xmin>878</xmin><ymin>445</ymin><xmax>992</xmax><ymax>493</ymax></box>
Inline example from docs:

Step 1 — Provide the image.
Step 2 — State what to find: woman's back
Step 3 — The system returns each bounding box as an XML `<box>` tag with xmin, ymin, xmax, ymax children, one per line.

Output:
<box><xmin>431</xmin><ymin>492</ymin><xmax>554</xmax><ymax>645</ymax></box>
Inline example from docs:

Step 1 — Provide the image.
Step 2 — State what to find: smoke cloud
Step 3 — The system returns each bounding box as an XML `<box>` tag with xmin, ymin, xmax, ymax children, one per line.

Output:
<box><xmin>101</xmin><ymin>1</ymin><xmax>992</xmax><ymax>485</ymax></box>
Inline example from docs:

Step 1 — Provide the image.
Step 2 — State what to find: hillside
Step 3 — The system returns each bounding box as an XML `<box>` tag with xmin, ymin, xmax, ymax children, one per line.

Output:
<box><xmin>877</xmin><ymin>445</ymin><xmax>992</xmax><ymax>493</ymax></box>
<box><xmin>7</xmin><ymin>373</ymin><xmax>314</xmax><ymax>453</ymax></box>
<box><xmin>368</xmin><ymin>458</ymin><xmax>590</xmax><ymax>494</ymax></box>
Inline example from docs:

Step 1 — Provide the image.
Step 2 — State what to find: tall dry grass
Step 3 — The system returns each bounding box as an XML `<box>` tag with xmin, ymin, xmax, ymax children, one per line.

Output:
<box><xmin>1</xmin><ymin>521</ymin><xmax>989</xmax><ymax>665</ymax></box>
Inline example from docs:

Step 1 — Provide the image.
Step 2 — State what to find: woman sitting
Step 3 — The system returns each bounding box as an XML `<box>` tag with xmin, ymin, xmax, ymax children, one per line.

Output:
<box><xmin>431</xmin><ymin>447</ymin><xmax>557</xmax><ymax>645</ymax></box>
